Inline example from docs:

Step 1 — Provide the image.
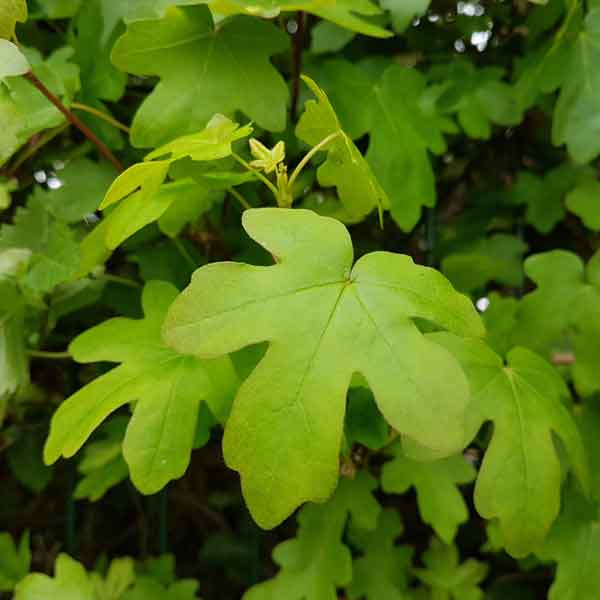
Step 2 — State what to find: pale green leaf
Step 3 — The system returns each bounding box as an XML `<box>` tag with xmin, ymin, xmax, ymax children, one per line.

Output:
<box><xmin>0</xmin><ymin>40</ymin><xmax>29</xmax><ymax>77</ymax></box>
<box><xmin>382</xmin><ymin>441</ymin><xmax>475</xmax><ymax>543</ymax></box>
<box><xmin>295</xmin><ymin>75</ymin><xmax>387</xmax><ymax>221</ymax></box>
<box><xmin>44</xmin><ymin>281</ymin><xmax>238</xmax><ymax>494</ymax></box>
<box><xmin>430</xmin><ymin>333</ymin><xmax>589</xmax><ymax>557</ymax></box>
<box><xmin>0</xmin><ymin>0</ymin><xmax>27</xmax><ymax>39</ymax></box>
<box><xmin>111</xmin><ymin>6</ymin><xmax>288</xmax><ymax>147</ymax></box>
<box><xmin>163</xmin><ymin>207</ymin><xmax>483</xmax><ymax>527</ymax></box>
<box><xmin>15</xmin><ymin>554</ymin><xmax>94</xmax><ymax>600</ymax></box>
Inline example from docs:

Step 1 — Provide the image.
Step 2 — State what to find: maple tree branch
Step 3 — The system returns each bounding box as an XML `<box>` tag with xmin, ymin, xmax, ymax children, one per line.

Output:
<box><xmin>22</xmin><ymin>71</ymin><xmax>124</xmax><ymax>173</ymax></box>
<box><xmin>290</xmin><ymin>11</ymin><xmax>306</xmax><ymax>121</ymax></box>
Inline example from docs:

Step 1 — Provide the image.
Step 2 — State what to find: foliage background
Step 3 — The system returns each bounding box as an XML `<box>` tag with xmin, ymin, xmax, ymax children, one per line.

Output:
<box><xmin>1</xmin><ymin>0</ymin><xmax>600</xmax><ymax>598</ymax></box>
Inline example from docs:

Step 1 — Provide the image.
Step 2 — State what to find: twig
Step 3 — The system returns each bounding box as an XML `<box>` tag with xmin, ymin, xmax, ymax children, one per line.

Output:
<box><xmin>228</xmin><ymin>187</ymin><xmax>252</xmax><ymax>210</ymax></box>
<box><xmin>290</xmin><ymin>11</ymin><xmax>306</xmax><ymax>121</ymax></box>
<box><xmin>7</xmin><ymin>124</ymin><xmax>69</xmax><ymax>177</ymax></box>
<box><xmin>70</xmin><ymin>102</ymin><xmax>130</xmax><ymax>133</ymax></box>
<box><xmin>27</xmin><ymin>349</ymin><xmax>72</xmax><ymax>359</ymax></box>
<box><xmin>22</xmin><ymin>71</ymin><xmax>124</xmax><ymax>172</ymax></box>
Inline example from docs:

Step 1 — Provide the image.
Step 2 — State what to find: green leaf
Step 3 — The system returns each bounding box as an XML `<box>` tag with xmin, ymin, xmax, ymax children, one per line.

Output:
<box><xmin>74</xmin><ymin>417</ymin><xmax>130</xmax><ymax>501</ymax></box>
<box><xmin>122</xmin><ymin>577</ymin><xmax>199</xmax><ymax>600</ymax></box>
<box><xmin>380</xmin><ymin>0</ymin><xmax>430</xmax><ymax>32</ymax></box>
<box><xmin>414</xmin><ymin>538</ymin><xmax>487</xmax><ymax>600</ymax></box>
<box><xmin>0</xmin><ymin>532</ymin><xmax>30</xmax><ymax>592</ymax></box>
<box><xmin>243</xmin><ymin>472</ymin><xmax>380</xmax><ymax>600</ymax></box>
<box><xmin>309</xmin><ymin>21</ymin><xmax>355</xmax><ymax>54</ymax></box>
<box><xmin>111</xmin><ymin>6</ymin><xmax>288</xmax><ymax>147</ymax></box>
<box><xmin>0</xmin><ymin>40</ymin><xmax>30</xmax><ymax>78</ymax></box>
<box><xmin>0</xmin><ymin>0</ymin><xmax>27</xmax><ymax>39</ymax></box>
<box><xmin>344</xmin><ymin>386</ymin><xmax>389</xmax><ymax>451</ymax></box>
<box><xmin>295</xmin><ymin>75</ymin><xmax>387</xmax><ymax>222</ymax></box>
<box><xmin>212</xmin><ymin>0</ymin><xmax>390</xmax><ymax>38</ymax></box>
<box><xmin>163</xmin><ymin>207</ymin><xmax>483</xmax><ymax>527</ymax></box>
<box><xmin>346</xmin><ymin>509</ymin><xmax>413</xmax><ymax>600</ymax></box>
<box><xmin>538</xmin><ymin>487</ymin><xmax>600</xmax><ymax>600</ymax></box>
<box><xmin>566</xmin><ymin>179</ymin><xmax>600</xmax><ymax>230</ymax></box>
<box><xmin>44</xmin><ymin>280</ymin><xmax>238</xmax><ymax>495</ymax></box>
<box><xmin>309</xmin><ymin>60</ymin><xmax>445</xmax><ymax>230</ymax></box>
<box><xmin>509</xmin><ymin>164</ymin><xmax>590</xmax><ymax>234</ymax></box>
<box><xmin>0</xmin><ymin>45</ymin><xmax>79</xmax><ymax>164</ymax></box>
<box><xmin>92</xmin><ymin>557</ymin><xmax>136</xmax><ymax>600</ymax></box>
<box><xmin>441</xmin><ymin>234</ymin><xmax>527</xmax><ymax>293</ymax></box>
<box><xmin>0</xmin><ymin>281</ymin><xmax>28</xmax><ymax>415</ymax></box>
<box><xmin>480</xmin><ymin>292</ymin><xmax>518</xmax><ymax>357</ymax></box>
<box><xmin>430</xmin><ymin>333</ymin><xmax>589</xmax><ymax>557</ymax></box>
<box><xmin>0</xmin><ymin>192</ymin><xmax>80</xmax><ymax>293</ymax></box>
<box><xmin>7</xmin><ymin>430</ymin><xmax>53</xmax><ymax>493</ymax></box>
<box><xmin>553</xmin><ymin>10</ymin><xmax>600</xmax><ymax>163</ymax></box>
<box><xmin>431</xmin><ymin>60</ymin><xmax>521</xmax><ymax>140</ymax></box>
<box><xmin>382</xmin><ymin>441</ymin><xmax>475</xmax><ymax>543</ymax></box>
<box><xmin>45</xmin><ymin>158</ymin><xmax>115</xmax><ymax>222</ymax></box>
<box><xmin>15</xmin><ymin>554</ymin><xmax>94</xmax><ymax>600</ymax></box>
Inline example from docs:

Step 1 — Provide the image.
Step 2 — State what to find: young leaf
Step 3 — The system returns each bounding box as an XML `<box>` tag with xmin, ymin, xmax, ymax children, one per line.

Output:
<box><xmin>163</xmin><ymin>207</ymin><xmax>483</xmax><ymax>528</ymax></box>
<box><xmin>295</xmin><ymin>75</ymin><xmax>387</xmax><ymax>221</ymax></box>
<box><xmin>553</xmin><ymin>9</ymin><xmax>600</xmax><ymax>163</ymax></box>
<box><xmin>44</xmin><ymin>281</ymin><xmax>239</xmax><ymax>495</ymax></box>
<box><xmin>381</xmin><ymin>441</ymin><xmax>475</xmax><ymax>543</ymax></box>
<box><xmin>0</xmin><ymin>0</ymin><xmax>27</xmax><ymax>39</ymax></box>
<box><xmin>243</xmin><ymin>472</ymin><xmax>380</xmax><ymax>600</ymax></box>
<box><xmin>414</xmin><ymin>538</ymin><xmax>487</xmax><ymax>600</ymax></box>
<box><xmin>346</xmin><ymin>509</ymin><xmax>413</xmax><ymax>600</ymax></box>
<box><xmin>111</xmin><ymin>6</ymin><xmax>288</xmax><ymax>147</ymax></box>
<box><xmin>0</xmin><ymin>40</ymin><xmax>30</xmax><ymax>78</ymax></box>
<box><xmin>0</xmin><ymin>532</ymin><xmax>30</xmax><ymax>592</ymax></box>
<box><xmin>430</xmin><ymin>333</ymin><xmax>589</xmax><ymax>557</ymax></box>
<box><xmin>14</xmin><ymin>554</ymin><xmax>94</xmax><ymax>600</ymax></box>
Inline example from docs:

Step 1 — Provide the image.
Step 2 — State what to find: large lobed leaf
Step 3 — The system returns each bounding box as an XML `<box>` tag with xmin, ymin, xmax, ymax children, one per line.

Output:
<box><xmin>111</xmin><ymin>5</ymin><xmax>288</xmax><ymax>147</ymax></box>
<box><xmin>163</xmin><ymin>207</ymin><xmax>483</xmax><ymax>527</ymax></box>
<box><xmin>44</xmin><ymin>281</ymin><xmax>239</xmax><ymax>494</ymax></box>
<box><xmin>431</xmin><ymin>333</ymin><xmax>589</xmax><ymax>557</ymax></box>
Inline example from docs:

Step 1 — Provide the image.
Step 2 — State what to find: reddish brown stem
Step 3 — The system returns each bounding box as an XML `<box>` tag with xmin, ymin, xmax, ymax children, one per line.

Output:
<box><xmin>290</xmin><ymin>11</ymin><xmax>306</xmax><ymax>121</ymax></box>
<box><xmin>23</xmin><ymin>71</ymin><xmax>124</xmax><ymax>173</ymax></box>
